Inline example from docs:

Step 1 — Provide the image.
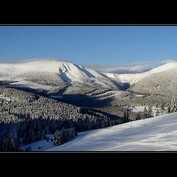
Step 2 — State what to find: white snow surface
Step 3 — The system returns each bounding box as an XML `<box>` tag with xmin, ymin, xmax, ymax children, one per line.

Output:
<box><xmin>47</xmin><ymin>112</ymin><xmax>177</xmax><ymax>151</ymax></box>
<box><xmin>103</xmin><ymin>62</ymin><xmax>177</xmax><ymax>85</ymax></box>
<box><xmin>20</xmin><ymin>134</ymin><xmax>54</xmax><ymax>151</ymax></box>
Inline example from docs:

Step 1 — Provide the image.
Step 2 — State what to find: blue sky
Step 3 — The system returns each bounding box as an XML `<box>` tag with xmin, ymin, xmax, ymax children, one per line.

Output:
<box><xmin>0</xmin><ymin>26</ymin><xmax>177</xmax><ymax>69</ymax></box>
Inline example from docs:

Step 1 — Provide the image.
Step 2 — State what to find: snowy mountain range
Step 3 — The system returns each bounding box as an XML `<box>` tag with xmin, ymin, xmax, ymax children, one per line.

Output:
<box><xmin>0</xmin><ymin>60</ymin><xmax>177</xmax><ymax>98</ymax></box>
<box><xmin>0</xmin><ymin>60</ymin><xmax>177</xmax><ymax>107</ymax></box>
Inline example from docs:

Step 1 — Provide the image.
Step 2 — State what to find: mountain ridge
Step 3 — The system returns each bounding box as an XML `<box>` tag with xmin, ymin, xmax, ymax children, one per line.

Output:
<box><xmin>103</xmin><ymin>61</ymin><xmax>177</xmax><ymax>86</ymax></box>
<box><xmin>0</xmin><ymin>60</ymin><xmax>119</xmax><ymax>90</ymax></box>
<box><xmin>1</xmin><ymin>59</ymin><xmax>177</xmax><ymax>97</ymax></box>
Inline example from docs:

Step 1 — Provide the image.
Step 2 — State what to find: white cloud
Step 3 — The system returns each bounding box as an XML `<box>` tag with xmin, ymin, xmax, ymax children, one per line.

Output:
<box><xmin>134</xmin><ymin>59</ymin><xmax>177</xmax><ymax>65</ymax></box>
<box><xmin>84</xmin><ymin>59</ymin><xmax>177</xmax><ymax>74</ymax></box>
<box><xmin>0</xmin><ymin>58</ymin><xmax>72</xmax><ymax>64</ymax></box>
<box><xmin>161</xmin><ymin>59</ymin><xmax>177</xmax><ymax>64</ymax></box>
<box><xmin>84</xmin><ymin>64</ymin><xmax>152</xmax><ymax>74</ymax></box>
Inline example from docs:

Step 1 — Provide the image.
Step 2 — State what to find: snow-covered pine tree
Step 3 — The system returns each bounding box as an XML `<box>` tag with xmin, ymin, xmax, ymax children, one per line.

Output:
<box><xmin>147</xmin><ymin>106</ymin><xmax>153</xmax><ymax>118</ymax></box>
<box><xmin>52</xmin><ymin>130</ymin><xmax>61</xmax><ymax>146</ymax></box>
<box><xmin>156</xmin><ymin>109</ymin><xmax>160</xmax><ymax>116</ymax></box>
<box><xmin>143</xmin><ymin>107</ymin><xmax>148</xmax><ymax>119</ymax></box>
<box><xmin>161</xmin><ymin>105</ymin><xmax>165</xmax><ymax>114</ymax></box>
<box><xmin>168</xmin><ymin>105</ymin><xmax>171</xmax><ymax>113</ymax></box>
<box><xmin>136</xmin><ymin>112</ymin><xmax>142</xmax><ymax>120</ymax></box>
<box><xmin>59</xmin><ymin>128</ymin><xmax>68</xmax><ymax>144</ymax></box>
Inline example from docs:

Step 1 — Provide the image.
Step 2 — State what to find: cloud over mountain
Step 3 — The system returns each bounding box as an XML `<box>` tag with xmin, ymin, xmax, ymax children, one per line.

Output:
<box><xmin>84</xmin><ymin>59</ymin><xmax>177</xmax><ymax>74</ymax></box>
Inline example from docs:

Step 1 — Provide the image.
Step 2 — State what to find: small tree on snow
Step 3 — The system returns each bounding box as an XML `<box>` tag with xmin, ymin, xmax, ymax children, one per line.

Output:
<box><xmin>168</xmin><ymin>105</ymin><xmax>171</xmax><ymax>113</ymax></box>
<box><xmin>136</xmin><ymin>112</ymin><xmax>142</xmax><ymax>120</ymax></box>
<box><xmin>53</xmin><ymin>128</ymin><xmax>68</xmax><ymax>146</ymax></box>
<box><xmin>123</xmin><ymin>109</ymin><xmax>129</xmax><ymax>122</ymax></box>
<box><xmin>161</xmin><ymin>105</ymin><xmax>165</xmax><ymax>114</ymax></box>
<box><xmin>59</xmin><ymin>128</ymin><xmax>69</xmax><ymax>144</ymax></box>
<box><xmin>53</xmin><ymin>130</ymin><xmax>62</xmax><ymax>146</ymax></box>
<box><xmin>147</xmin><ymin>106</ymin><xmax>153</xmax><ymax>118</ymax></box>
<box><xmin>52</xmin><ymin>128</ymin><xmax>77</xmax><ymax>146</ymax></box>
<box><xmin>156</xmin><ymin>109</ymin><xmax>160</xmax><ymax>116</ymax></box>
<box><xmin>143</xmin><ymin>107</ymin><xmax>148</xmax><ymax>119</ymax></box>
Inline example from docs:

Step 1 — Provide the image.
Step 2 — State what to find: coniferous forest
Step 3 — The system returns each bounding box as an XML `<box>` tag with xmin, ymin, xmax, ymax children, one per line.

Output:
<box><xmin>0</xmin><ymin>86</ymin><xmax>123</xmax><ymax>151</ymax></box>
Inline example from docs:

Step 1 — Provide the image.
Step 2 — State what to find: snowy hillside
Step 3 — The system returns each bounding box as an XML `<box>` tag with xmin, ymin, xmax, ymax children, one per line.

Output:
<box><xmin>47</xmin><ymin>112</ymin><xmax>177</xmax><ymax>151</ymax></box>
<box><xmin>129</xmin><ymin>67</ymin><xmax>177</xmax><ymax>96</ymax></box>
<box><xmin>103</xmin><ymin>62</ymin><xmax>177</xmax><ymax>86</ymax></box>
<box><xmin>0</xmin><ymin>60</ymin><xmax>118</xmax><ymax>89</ymax></box>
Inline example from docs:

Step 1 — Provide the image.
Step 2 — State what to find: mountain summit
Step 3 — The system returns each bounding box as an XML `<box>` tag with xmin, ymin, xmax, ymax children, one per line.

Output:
<box><xmin>0</xmin><ymin>60</ymin><xmax>118</xmax><ymax>90</ymax></box>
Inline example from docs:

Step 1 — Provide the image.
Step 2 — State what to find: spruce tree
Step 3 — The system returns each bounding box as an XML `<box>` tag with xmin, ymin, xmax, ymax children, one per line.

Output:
<box><xmin>123</xmin><ymin>109</ymin><xmax>129</xmax><ymax>122</ymax></box>
<box><xmin>136</xmin><ymin>112</ymin><xmax>142</xmax><ymax>120</ymax></box>
<box><xmin>60</xmin><ymin>128</ymin><xmax>69</xmax><ymax>143</ymax></box>
<box><xmin>147</xmin><ymin>106</ymin><xmax>153</xmax><ymax>118</ymax></box>
<box><xmin>53</xmin><ymin>130</ymin><xmax>61</xmax><ymax>146</ymax></box>
<box><xmin>156</xmin><ymin>109</ymin><xmax>160</xmax><ymax>116</ymax></box>
<box><xmin>143</xmin><ymin>107</ymin><xmax>148</xmax><ymax>119</ymax></box>
<box><xmin>2</xmin><ymin>132</ymin><xmax>17</xmax><ymax>151</ymax></box>
<box><xmin>168</xmin><ymin>105</ymin><xmax>171</xmax><ymax>113</ymax></box>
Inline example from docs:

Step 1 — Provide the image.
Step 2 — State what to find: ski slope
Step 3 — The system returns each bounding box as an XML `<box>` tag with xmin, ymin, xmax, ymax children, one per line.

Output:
<box><xmin>47</xmin><ymin>112</ymin><xmax>177</xmax><ymax>151</ymax></box>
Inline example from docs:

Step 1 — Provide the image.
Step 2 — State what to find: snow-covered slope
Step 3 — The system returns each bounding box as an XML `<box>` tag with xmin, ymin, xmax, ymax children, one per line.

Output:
<box><xmin>103</xmin><ymin>62</ymin><xmax>177</xmax><ymax>86</ymax></box>
<box><xmin>0</xmin><ymin>60</ymin><xmax>118</xmax><ymax>89</ymax></box>
<box><xmin>129</xmin><ymin>67</ymin><xmax>177</xmax><ymax>96</ymax></box>
<box><xmin>0</xmin><ymin>60</ymin><xmax>97</xmax><ymax>81</ymax></box>
<box><xmin>1</xmin><ymin>60</ymin><xmax>177</xmax><ymax>95</ymax></box>
<box><xmin>47</xmin><ymin>112</ymin><xmax>177</xmax><ymax>151</ymax></box>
